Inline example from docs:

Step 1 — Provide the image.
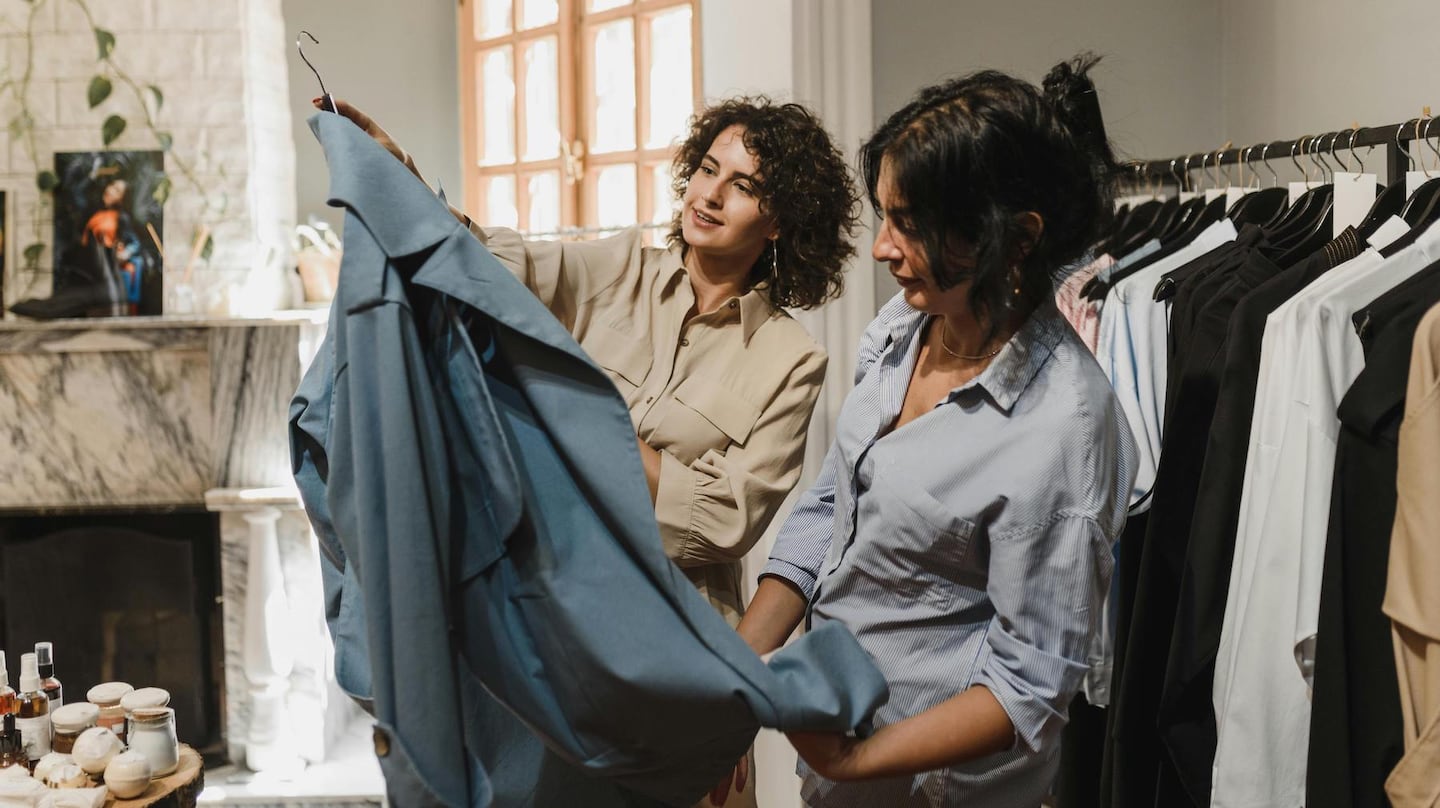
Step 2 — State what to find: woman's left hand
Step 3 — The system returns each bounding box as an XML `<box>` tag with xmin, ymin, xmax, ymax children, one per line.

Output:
<box><xmin>785</xmin><ymin>731</ymin><xmax>867</xmax><ymax>781</ymax></box>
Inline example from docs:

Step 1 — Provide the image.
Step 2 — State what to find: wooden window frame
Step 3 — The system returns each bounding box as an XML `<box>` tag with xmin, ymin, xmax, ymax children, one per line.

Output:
<box><xmin>459</xmin><ymin>0</ymin><xmax>702</xmax><ymax>237</ymax></box>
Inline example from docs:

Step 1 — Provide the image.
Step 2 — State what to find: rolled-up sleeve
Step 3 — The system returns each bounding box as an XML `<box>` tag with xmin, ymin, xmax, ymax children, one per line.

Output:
<box><xmin>761</xmin><ymin>440</ymin><xmax>841</xmax><ymax>599</ymax></box>
<box><xmin>655</xmin><ymin>347</ymin><xmax>827</xmax><ymax>568</ymax></box>
<box><xmin>972</xmin><ymin>513</ymin><xmax>1113</xmax><ymax>754</ymax></box>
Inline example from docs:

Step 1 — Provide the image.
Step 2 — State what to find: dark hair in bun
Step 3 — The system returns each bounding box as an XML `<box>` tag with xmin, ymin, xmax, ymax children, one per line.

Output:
<box><xmin>861</xmin><ymin>53</ymin><xmax>1119</xmax><ymax>336</ymax></box>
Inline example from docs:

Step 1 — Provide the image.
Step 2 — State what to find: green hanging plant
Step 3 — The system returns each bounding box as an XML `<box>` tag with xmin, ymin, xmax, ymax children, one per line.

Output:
<box><xmin>1</xmin><ymin>0</ymin><xmax>227</xmax><ymax>287</ymax></box>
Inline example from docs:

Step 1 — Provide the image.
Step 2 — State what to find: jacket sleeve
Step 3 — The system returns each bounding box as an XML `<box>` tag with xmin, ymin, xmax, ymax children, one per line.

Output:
<box><xmin>654</xmin><ymin>346</ymin><xmax>828</xmax><ymax>568</ymax></box>
<box><xmin>288</xmin><ymin>322</ymin><xmax>375</xmax><ymax>702</ymax></box>
<box><xmin>466</xmin><ymin>222</ymin><xmax>638</xmax><ymax>328</ymax></box>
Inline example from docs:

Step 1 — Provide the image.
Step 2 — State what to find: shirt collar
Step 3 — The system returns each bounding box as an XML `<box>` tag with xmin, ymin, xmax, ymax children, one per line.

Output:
<box><xmin>890</xmin><ymin>300</ymin><xmax>1068</xmax><ymax>415</ymax></box>
<box><xmin>659</xmin><ymin>245</ymin><xmax>775</xmax><ymax>345</ymax></box>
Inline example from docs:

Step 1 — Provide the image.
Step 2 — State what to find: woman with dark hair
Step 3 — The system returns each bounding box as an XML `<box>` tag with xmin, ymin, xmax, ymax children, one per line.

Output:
<box><xmin>323</xmin><ymin>95</ymin><xmax>860</xmax><ymax>807</ymax></box>
<box><xmin>733</xmin><ymin>56</ymin><xmax>1138</xmax><ymax>806</ymax></box>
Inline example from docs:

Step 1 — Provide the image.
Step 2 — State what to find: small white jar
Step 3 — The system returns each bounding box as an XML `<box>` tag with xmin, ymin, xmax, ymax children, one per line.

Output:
<box><xmin>125</xmin><ymin>707</ymin><xmax>178</xmax><ymax>777</ymax></box>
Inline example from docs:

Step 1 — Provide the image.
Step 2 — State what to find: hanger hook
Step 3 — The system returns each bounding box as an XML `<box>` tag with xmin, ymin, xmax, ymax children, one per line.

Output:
<box><xmin>1313</xmin><ymin>132</ymin><xmax>1333</xmax><ymax>181</ymax></box>
<box><xmin>1169</xmin><ymin>158</ymin><xmax>1181</xmax><ymax>195</ymax></box>
<box><xmin>1425</xmin><ymin>116</ymin><xmax>1440</xmax><ymax>176</ymax></box>
<box><xmin>1217</xmin><ymin>146</ymin><xmax>1233</xmax><ymax>187</ymax></box>
<box><xmin>1182</xmin><ymin>154</ymin><xmax>1194</xmax><ymax>193</ymax></box>
<box><xmin>297</xmin><ymin>31</ymin><xmax>335</xmax><ymax>112</ymax></box>
<box><xmin>1291</xmin><ymin>137</ymin><xmax>1306</xmax><ymax>180</ymax></box>
<box><xmin>1396</xmin><ymin>120</ymin><xmax>1416</xmax><ymax>172</ymax></box>
<box><xmin>1242</xmin><ymin>144</ymin><xmax>1257</xmax><ymax>188</ymax></box>
<box><xmin>1347</xmin><ymin>127</ymin><xmax>1364</xmax><ymax>177</ymax></box>
<box><xmin>1419</xmin><ymin>116</ymin><xmax>1434</xmax><ymax>178</ymax></box>
<box><xmin>1261</xmin><ymin>141</ymin><xmax>1279</xmax><ymax>187</ymax></box>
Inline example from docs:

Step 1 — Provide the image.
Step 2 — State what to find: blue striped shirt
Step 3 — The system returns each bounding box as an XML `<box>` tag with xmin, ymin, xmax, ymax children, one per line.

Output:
<box><xmin>765</xmin><ymin>293</ymin><xmax>1137</xmax><ymax>807</ymax></box>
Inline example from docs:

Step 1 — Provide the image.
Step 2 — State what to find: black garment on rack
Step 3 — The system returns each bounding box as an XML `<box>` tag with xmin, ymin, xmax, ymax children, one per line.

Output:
<box><xmin>1103</xmin><ymin>228</ymin><xmax>1275</xmax><ymax>808</ymax></box>
<box><xmin>1154</xmin><ymin>231</ymin><xmax>1367</xmax><ymax>806</ymax></box>
<box><xmin>1306</xmin><ymin>260</ymin><xmax>1440</xmax><ymax>808</ymax></box>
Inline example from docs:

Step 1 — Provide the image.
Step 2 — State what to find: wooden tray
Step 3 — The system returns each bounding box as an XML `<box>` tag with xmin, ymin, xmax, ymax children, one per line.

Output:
<box><xmin>107</xmin><ymin>745</ymin><xmax>203</xmax><ymax>808</ymax></box>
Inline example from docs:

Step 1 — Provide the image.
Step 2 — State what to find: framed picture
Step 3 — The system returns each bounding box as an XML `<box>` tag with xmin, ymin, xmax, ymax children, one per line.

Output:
<box><xmin>52</xmin><ymin>151</ymin><xmax>165</xmax><ymax>316</ymax></box>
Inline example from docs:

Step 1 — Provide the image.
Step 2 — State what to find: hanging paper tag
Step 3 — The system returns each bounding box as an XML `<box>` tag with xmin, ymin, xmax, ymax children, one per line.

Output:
<box><xmin>1289</xmin><ymin>181</ymin><xmax>1322</xmax><ymax>205</ymax></box>
<box><xmin>1178</xmin><ymin>190</ymin><xmax>1202</xmax><ymax>203</ymax></box>
<box><xmin>1224</xmin><ymin>186</ymin><xmax>1257</xmax><ymax>210</ymax></box>
<box><xmin>1407</xmin><ymin>170</ymin><xmax>1436</xmax><ymax>198</ymax></box>
<box><xmin>1204</xmin><ymin>188</ymin><xmax>1226</xmax><ymax>203</ymax></box>
<box><xmin>1332</xmin><ymin>172</ymin><xmax>1377</xmax><ymax>238</ymax></box>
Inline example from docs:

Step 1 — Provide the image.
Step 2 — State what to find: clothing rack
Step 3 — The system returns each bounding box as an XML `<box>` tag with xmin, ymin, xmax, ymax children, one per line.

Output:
<box><xmin>1133</xmin><ymin>117</ymin><xmax>1439</xmax><ymax>188</ymax></box>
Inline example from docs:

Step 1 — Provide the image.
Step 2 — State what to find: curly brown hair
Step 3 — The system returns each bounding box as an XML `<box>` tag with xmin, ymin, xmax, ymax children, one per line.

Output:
<box><xmin>667</xmin><ymin>97</ymin><xmax>861</xmax><ymax>310</ymax></box>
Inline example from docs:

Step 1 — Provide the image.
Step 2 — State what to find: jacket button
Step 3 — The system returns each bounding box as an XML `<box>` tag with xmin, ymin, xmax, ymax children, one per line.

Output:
<box><xmin>680</xmin><ymin>338</ymin><xmax>690</xmax><ymax>346</ymax></box>
<box><xmin>729</xmin><ymin>300</ymin><xmax>738</xmax><ymax>309</ymax></box>
<box><xmin>374</xmin><ymin>727</ymin><xmax>391</xmax><ymax>758</ymax></box>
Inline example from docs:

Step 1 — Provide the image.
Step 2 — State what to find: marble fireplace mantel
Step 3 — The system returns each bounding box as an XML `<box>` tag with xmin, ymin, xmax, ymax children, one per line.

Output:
<box><xmin>0</xmin><ymin>311</ymin><xmax>326</xmax><ymax>512</ymax></box>
<box><xmin>0</xmin><ymin>312</ymin><xmax>380</xmax><ymax>799</ymax></box>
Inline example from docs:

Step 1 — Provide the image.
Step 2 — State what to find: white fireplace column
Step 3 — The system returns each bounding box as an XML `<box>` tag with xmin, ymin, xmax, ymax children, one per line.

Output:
<box><xmin>208</xmin><ymin>486</ymin><xmax>333</xmax><ymax>772</ymax></box>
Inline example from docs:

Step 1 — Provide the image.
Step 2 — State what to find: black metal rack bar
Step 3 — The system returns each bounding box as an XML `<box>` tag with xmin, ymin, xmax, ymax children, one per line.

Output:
<box><xmin>1134</xmin><ymin>118</ymin><xmax>1439</xmax><ymax>187</ymax></box>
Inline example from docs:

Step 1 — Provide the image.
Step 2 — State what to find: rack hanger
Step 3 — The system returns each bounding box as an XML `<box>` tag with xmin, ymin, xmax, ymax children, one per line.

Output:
<box><xmin>1135</xmin><ymin>118</ymin><xmax>1438</xmax><ymax>187</ymax></box>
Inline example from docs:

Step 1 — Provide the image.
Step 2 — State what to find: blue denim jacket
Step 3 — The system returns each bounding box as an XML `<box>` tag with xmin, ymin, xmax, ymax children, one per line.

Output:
<box><xmin>290</xmin><ymin>113</ymin><xmax>887</xmax><ymax>807</ymax></box>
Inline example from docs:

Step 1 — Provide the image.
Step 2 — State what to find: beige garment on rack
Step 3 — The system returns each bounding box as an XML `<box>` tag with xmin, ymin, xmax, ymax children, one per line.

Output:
<box><xmin>1384</xmin><ymin>301</ymin><xmax>1440</xmax><ymax>807</ymax></box>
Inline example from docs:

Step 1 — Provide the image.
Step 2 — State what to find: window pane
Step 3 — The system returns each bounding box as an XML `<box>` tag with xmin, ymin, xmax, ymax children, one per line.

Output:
<box><xmin>480</xmin><ymin>47</ymin><xmax>516</xmax><ymax>165</ymax></box>
<box><xmin>650</xmin><ymin>162</ymin><xmax>675</xmax><ymax>225</ymax></box>
<box><xmin>484</xmin><ymin>175</ymin><xmax>519</xmax><ymax>230</ymax></box>
<box><xmin>520</xmin><ymin>0</ymin><xmax>558</xmax><ymax>28</ymax></box>
<box><xmin>646</xmin><ymin>6</ymin><xmax>693</xmax><ymax>149</ymax></box>
<box><xmin>591</xmin><ymin>20</ymin><xmax>635</xmax><ymax>153</ymax></box>
<box><xmin>596</xmin><ymin>164</ymin><xmax>637</xmax><ymax>229</ymax></box>
<box><xmin>527</xmin><ymin>171</ymin><xmax>561</xmax><ymax>236</ymax></box>
<box><xmin>477</xmin><ymin>0</ymin><xmax>512</xmax><ymax>38</ymax></box>
<box><xmin>587</xmin><ymin>0</ymin><xmax>631</xmax><ymax>11</ymax></box>
<box><xmin>522</xmin><ymin>37</ymin><xmax>560</xmax><ymax>161</ymax></box>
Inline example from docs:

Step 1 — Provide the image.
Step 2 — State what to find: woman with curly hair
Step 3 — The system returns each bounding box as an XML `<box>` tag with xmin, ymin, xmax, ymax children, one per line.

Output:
<box><xmin>321</xmin><ymin>95</ymin><xmax>860</xmax><ymax>807</ymax></box>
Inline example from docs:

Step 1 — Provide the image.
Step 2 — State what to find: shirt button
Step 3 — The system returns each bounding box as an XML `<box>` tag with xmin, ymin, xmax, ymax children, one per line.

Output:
<box><xmin>680</xmin><ymin>338</ymin><xmax>690</xmax><ymax>346</ymax></box>
<box><xmin>373</xmin><ymin>727</ymin><xmax>391</xmax><ymax>758</ymax></box>
<box><xmin>646</xmin><ymin>396</ymin><xmax>654</xmax><ymax>403</ymax></box>
<box><xmin>728</xmin><ymin>300</ymin><xmax>738</xmax><ymax>309</ymax></box>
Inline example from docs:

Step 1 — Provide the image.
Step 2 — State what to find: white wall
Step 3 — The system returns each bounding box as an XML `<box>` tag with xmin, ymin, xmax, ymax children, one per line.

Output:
<box><xmin>1221</xmin><ymin>0</ymin><xmax>1439</xmax><ymax>174</ymax></box>
<box><xmin>868</xmin><ymin>0</ymin><xmax>1225</xmax><ymax>303</ymax></box>
<box><xmin>282</xmin><ymin>0</ymin><xmax>461</xmax><ymax>231</ymax></box>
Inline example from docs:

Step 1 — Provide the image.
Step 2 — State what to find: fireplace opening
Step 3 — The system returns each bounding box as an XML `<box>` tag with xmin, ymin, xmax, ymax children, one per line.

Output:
<box><xmin>0</xmin><ymin>509</ymin><xmax>225</xmax><ymax>763</ymax></box>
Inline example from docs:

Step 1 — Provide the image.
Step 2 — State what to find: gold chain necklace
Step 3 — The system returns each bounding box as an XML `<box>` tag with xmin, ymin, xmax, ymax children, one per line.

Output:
<box><xmin>938</xmin><ymin>320</ymin><xmax>1004</xmax><ymax>361</ymax></box>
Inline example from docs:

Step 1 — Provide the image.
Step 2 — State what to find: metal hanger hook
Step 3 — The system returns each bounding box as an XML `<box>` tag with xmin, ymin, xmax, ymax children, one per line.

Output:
<box><xmin>1425</xmin><ymin>116</ymin><xmax>1440</xmax><ymax>177</ymax></box>
<box><xmin>1217</xmin><ymin>146</ymin><xmax>1233</xmax><ymax>188</ymax></box>
<box><xmin>297</xmin><ymin>31</ymin><xmax>335</xmax><ymax>111</ymax></box>
<box><xmin>1242</xmin><ymin>144</ymin><xmax>1258</xmax><ymax>189</ymax></box>
<box><xmin>1396</xmin><ymin>120</ymin><xmax>1417</xmax><ymax>172</ymax></box>
<box><xmin>1291</xmin><ymin>137</ymin><xmax>1307</xmax><ymax>181</ymax></box>
<box><xmin>1261</xmin><ymin>142</ymin><xmax>1279</xmax><ymax>187</ymax></box>
<box><xmin>1347</xmin><ymin>127</ymin><xmax>1365</xmax><ymax>177</ymax></box>
<box><xmin>1319</xmin><ymin>132</ymin><xmax>1336</xmax><ymax>181</ymax></box>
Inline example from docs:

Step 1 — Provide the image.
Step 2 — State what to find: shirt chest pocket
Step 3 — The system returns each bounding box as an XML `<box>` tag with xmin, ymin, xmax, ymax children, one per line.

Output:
<box><xmin>874</xmin><ymin>473</ymin><xmax>985</xmax><ymax>608</ymax></box>
<box><xmin>581</xmin><ymin>322</ymin><xmax>653</xmax><ymax>398</ymax></box>
<box><xmin>649</xmin><ymin>375</ymin><xmax>762</xmax><ymax>465</ymax></box>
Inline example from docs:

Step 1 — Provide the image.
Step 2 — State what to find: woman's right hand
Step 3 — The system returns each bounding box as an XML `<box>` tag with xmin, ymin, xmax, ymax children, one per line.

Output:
<box><xmin>314</xmin><ymin>97</ymin><xmax>423</xmax><ymax>181</ymax></box>
<box><xmin>316</xmin><ymin>97</ymin><xmax>470</xmax><ymax>227</ymax></box>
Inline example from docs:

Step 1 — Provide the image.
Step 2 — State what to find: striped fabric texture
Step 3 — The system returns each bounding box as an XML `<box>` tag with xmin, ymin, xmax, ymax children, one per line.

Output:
<box><xmin>766</xmin><ymin>293</ymin><xmax>1137</xmax><ymax>807</ymax></box>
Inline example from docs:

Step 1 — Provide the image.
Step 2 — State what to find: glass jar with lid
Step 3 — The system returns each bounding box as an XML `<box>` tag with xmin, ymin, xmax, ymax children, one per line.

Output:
<box><xmin>49</xmin><ymin>702</ymin><xmax>99</xmax><ymax>754</ymax></box>
<box><xmin>126</xmin><ymin>707</ymin><xmax>178</xmax><ymax>777</ymax></box>
<box><xmin>85</xmin><ymin>682</ymin><xmax>133</xmax><ymax>743</ymax></box>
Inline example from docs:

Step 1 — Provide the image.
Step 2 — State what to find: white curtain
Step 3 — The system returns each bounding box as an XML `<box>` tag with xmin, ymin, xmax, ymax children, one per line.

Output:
<box><xmin>743</xmin><ymin>3</ymin><xmax>874</xmax><ymax>807</ymax></box>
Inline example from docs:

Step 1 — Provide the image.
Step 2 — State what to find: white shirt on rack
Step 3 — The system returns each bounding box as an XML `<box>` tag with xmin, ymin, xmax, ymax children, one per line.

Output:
<box><xmin>1095</xmin><ymin>219</ymin><xmax>1237</xmax><ymax>512</ymax></box>
<box><xmin>1210</xmin><ymin>215</ymin><xmax>1434</xmax><ymax>808</ymax></box>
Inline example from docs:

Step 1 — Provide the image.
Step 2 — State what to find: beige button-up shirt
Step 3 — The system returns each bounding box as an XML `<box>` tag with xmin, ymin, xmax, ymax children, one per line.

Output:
<box><xmin>471</xmin><ymin>225</ymin><xmax>827</xmax><ymax>626</ymax></box>
<box><xmin>1384</xmin><ymin>301</ymin><xmax>1440</xmax><ymax>807</ymax></box>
